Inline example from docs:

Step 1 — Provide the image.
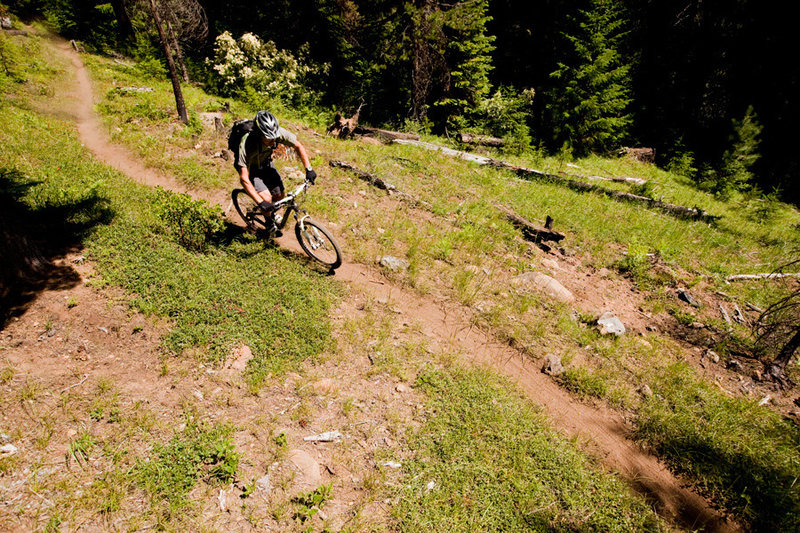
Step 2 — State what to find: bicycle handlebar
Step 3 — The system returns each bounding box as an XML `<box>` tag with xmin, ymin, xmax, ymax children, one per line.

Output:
<box><xmin>273</xmin><ymin>179</ymin><xmax>312</xmax><ymax>208</ymax></box>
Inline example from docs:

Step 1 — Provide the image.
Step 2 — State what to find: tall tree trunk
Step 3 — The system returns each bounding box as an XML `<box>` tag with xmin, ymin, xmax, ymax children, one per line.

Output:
<box><xmin>148</xmin><ymin>0</ymin><xmax>188</xmax><ymax>124</ymax></box>
<box><xmin>110</xmin><ymin>0</ymin><xmax>135</xmax><ymax>41</ymax></box>
<box><xmin>165</xmin><ymin>17</ymin><xmax>190</xmax><ymax>83</ymax></box>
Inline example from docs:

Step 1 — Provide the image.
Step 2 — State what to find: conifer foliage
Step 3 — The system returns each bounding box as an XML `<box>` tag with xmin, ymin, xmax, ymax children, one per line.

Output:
<box><xmin>547</xmin><ymin>0</ymin><xmax>632</xmax><ymax>156</ymax></box>
<box><xmin>432</xmin><ymin>0</ymin><xmax>495</xmax><ymax>131</ymax></box>
<box><xmin>719</xmin><ymin>105</ymin><xmax>762</xmax><ymax>193</ymax></box>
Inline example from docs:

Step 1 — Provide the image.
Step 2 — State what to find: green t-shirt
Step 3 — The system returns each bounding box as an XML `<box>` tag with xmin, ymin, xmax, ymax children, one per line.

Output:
<box><xmin>235</xmin><ymin>126</ymin><xmax>298</xmax><ymax>170</ymax></box>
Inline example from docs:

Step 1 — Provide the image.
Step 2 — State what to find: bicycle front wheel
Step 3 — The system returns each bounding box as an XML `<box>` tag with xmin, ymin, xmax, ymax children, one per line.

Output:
<box><xmin>295</xmin><ymin>219</ymin><xmax>343</xmax><ymax>270</ymax></box>
<box><xmin>232</xmin><ymin>189</ymin><xmax>270</xmax><ymax>233</ymax></box>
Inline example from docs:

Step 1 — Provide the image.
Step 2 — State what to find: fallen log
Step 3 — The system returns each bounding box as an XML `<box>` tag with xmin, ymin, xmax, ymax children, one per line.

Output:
<box><xmin>356</xmin><ymin>127</ymin><xmax>420</xmax><ymax>142</ymax></box>
<box><xmin>726</xmin><ymin>272</ymin><xmax>800</xmax><ymax>282</ymax></box>
<box><xmin>496</xmin><ymin>205</ymin><xmax>565</xmax><ymax>244</ymax></box>
<box><xmin>393</xmin><ymin>139</ymin><xmax>715</xmax><ymax>222</ymax></box>
<box><xmin>582</xmin><ymin>174</ymin><xmax>647</xmax><ymax>186</ymax></box>
<box><xmin>1</xmin><ymin>29</ymin><xmax>28</xmax><ymax>36</ymax></box>
<box><xmin>328</xmin><ymin>160</ymin><xmax>432</xmax><ymax>209</ymax></box>
<box><xmin>457</xmin><ymin>133</ymin><xmax>504</xmax><ymax>147</ymax></box>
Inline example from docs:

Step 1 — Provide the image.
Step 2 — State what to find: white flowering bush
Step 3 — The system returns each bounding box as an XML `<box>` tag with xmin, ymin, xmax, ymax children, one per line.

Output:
<box><xmin>209</xmin><ymin>31</ymin><xmax>324</xmax><ymax>103</ymax></box>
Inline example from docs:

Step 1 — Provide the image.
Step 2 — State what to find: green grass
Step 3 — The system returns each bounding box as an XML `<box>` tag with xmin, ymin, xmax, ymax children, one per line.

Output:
<box><xmin>637</xmin><ymin>362</ymin><xmax>800</xmax><ymax>531</ymax></box>
<box><xmin>136</xmin><ymin>416</ymin><xmax>239</xmax><ymax>522</ymax></box>
<box><xmin>396</xmin><ymin>365</ymin><xmax>667</xmax><ymax>532</ymax></box>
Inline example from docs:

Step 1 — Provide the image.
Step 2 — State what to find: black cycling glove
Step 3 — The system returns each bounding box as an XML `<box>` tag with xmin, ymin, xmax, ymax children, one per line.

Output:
<box><xmin>258</xmin><ymin>200</ymin><xmax>275</xmax><ymax>213</ymax></box>
<box><xmin>305</xmin><ymin>169</ymin><xmax>317</xmax><ymax>184</ymax></box>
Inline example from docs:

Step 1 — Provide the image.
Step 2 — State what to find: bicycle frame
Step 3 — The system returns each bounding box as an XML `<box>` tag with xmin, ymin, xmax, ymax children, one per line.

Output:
<box><xmin>271</xmin><ymin>180</ymin><xmax>312</xmax><ymax>231</ymax></box>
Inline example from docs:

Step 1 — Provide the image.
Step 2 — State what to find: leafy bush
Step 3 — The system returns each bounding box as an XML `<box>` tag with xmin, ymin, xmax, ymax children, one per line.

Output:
<box><xmin>292</xmin><ymin>483</ymin><xmax>332</xmax><ymax>523</ymax></box>
<box><xmin>476</xmin><ymin>87</ymin><xmax>534</xmax><ymax>154</ymax></box>
<box><xmin>152</xmin><ymin>187</ymin><xmax>225</xmax><ymax>251</ymax></box>
<box><xmin>665</xmin><ymin>150</ymin><xmax>697</xmax><ymax>179</ymax></box>
<box><xmin>136</xmin><ymin>56</ymin><xmax>167</xmax><ymax>79</ymax></box>
<box><xmin>208</xmin><ymin>31</ymin><xmax>327</xmax><ymax>105</ymax></box>
<box><xmin>698</xmin><ymin>106</ymin><xmax>762</xmax><ymax>199</ymax></box>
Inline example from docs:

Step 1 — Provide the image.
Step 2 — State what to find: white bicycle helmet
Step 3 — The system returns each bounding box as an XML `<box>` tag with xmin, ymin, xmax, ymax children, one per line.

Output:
<box><xmin>254</xmin><ymin>110</ymin><xmax>280</xmax><ymax>139</ymax></box>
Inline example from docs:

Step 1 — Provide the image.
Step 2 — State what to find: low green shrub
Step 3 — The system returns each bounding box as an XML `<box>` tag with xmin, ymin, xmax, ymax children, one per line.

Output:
<box><xmin>152</xmin><ymin>186</ymin><xmax>225</xmax><ymax>251</ymax></box>
<box><xmin>136</xmin><ymin>417</ymin><xmax>238</xmax><ymax>518</ymax></box>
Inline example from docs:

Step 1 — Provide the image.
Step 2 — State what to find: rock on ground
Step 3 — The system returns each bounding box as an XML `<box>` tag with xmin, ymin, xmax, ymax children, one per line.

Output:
<box><xmin>597</xmin><ymin>312</ymin><xmax>626</xmax><ymax>336</ymax></box>
<box><xmin>288</xmin><ymin>449</ymin><xmax>321</xmax><ymax>490</ymax></box>
<box><xmin>513</xmin><ymin>272</ymin><xmax>575</xmax><ymax>303</ymax></box>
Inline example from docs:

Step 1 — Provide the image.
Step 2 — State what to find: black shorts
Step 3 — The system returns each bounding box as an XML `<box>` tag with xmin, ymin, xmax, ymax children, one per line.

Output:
<box><xmin>251</xmin><ymin>166</ymin><xmax>284</xmax><ymax>197</ymax></box>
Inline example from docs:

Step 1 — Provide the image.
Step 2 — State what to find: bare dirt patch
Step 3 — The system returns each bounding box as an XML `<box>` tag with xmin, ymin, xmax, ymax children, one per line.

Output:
<box><xmin>0</xmin><ymin>252</ymin><xmax>421</xmax><ymax>531</ymax></box>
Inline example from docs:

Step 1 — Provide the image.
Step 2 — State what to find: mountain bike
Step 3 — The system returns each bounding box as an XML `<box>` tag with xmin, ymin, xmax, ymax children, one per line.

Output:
<box><xmin>231</xmin><ymin>180</ymin><xmax>343</xmax><ymax>270</ymax></box>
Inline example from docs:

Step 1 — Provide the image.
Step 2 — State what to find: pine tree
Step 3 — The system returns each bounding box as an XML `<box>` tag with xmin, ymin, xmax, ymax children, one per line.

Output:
<box><xmin>434</xmin><ymin>0</ymin><xmax>495</xmax><ymax>131</ymax></box>
<box><xmin>547</xmin><ymin>0</ymin><xmax>632</xmax><ymax>156</ymax></box>
<box><xmin>719</xmin><ymin>105</ymin><xmax>762</xmax><ymax>192</ymax></box>
<box><xmin>407</xmin><ymin>0</ymin><xmax>494</xmax><ymax>130</ymax></box>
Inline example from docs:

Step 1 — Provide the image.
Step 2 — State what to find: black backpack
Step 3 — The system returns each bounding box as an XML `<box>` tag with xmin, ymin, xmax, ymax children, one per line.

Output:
<box><xmin>227</xmin><ymin>119</ymin><xmax>254</xmax><ymax>162</ymax></box>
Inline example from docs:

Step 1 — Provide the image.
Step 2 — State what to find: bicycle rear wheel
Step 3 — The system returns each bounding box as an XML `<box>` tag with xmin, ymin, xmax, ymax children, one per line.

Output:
<box><xmin>232</xmin><ymin>189</ymin><xmax>270</xmax><ymax>233</ymax></box>
<box><xmin>295</xmin><ymin>219</ymin><xmax>343</xmax><ymax>270</ymax></box>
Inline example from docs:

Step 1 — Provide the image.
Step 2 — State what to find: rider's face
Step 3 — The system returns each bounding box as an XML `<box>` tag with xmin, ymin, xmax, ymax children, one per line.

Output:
<box><xmin>261</xmin><ymin>136</ymin><xmax>276</xmax><ymax>147</ymax></box>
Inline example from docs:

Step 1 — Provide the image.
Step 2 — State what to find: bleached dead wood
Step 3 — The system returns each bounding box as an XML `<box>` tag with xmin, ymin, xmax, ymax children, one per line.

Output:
<box><xmin>457</xmin><ymin>133</ymin><xmax>504</xmax><ymax>147</ymax></box>
<box><xmin>583</xmin><ymin>174</ymin><xmax>647</xmax><ymax>186</ymax></box>
<box><xmin>327</xmin><ymin>104</ymin><xmax>363</xmax><ymax>139</ymax></box>
<box><xmin>733</xmin><ymin>304</ymin><xmax>746</xmax><ymax>324</ymax></box>
<box><xmin>727</xmin><ymin>272</ymin><xmax>800</xmax><ymax>282</ymax></box>
<box><xmin>496</xmin><ymin>205</ymin><xmax>565</xmax><ymax>244</ymax></box>
<box><xmin>328</xmin><ymin>160</ymin><xmax>432</xmax><ymax>209</ymax></box>
<box><xmin>393</xmin><ymin>139</ymin><xmax>714</xmax><ymax>222</ymax></box>
<box><xmin>719</xmin><ymin>303</ymin><xmax>732</xmax><ymax>327</ymax></box>
<box><xmin>356</xmin><ymin>127</ymin><xmax>420</xmax><ymax>142</ymax></box>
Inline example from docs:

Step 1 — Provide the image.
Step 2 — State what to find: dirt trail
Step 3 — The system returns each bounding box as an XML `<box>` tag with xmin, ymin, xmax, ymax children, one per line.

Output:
<box><xmin>60</xmin><ymin>43</ymin><xmax>738</xmax><ymax>532</ymax></box>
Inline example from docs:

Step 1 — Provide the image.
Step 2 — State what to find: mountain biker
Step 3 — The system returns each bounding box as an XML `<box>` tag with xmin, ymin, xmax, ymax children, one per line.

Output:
<box><xmin>235</xmin><ymin>110</ymin><xmax>317</xmax><ymax>234</ymax></box>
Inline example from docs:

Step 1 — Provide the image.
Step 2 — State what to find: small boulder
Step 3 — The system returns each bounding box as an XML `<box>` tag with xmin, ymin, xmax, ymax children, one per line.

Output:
<box><xmin>379</xmin><ymin>256</ymin><xmax>409</xmax><ymax>272</ymax></box>
<box><xmin>513</xmin><ymin>272</ymin><xmax>575</xmax><ymax>303</ymax></box>
<box><xmin>541</xmin><ymin>354</ymin><xmax>564</xmax><ymax>376</ymax></box>
<box><xmin>0</xmin><ymin>444</ymin><xmax>18</xmax><ymax>456</ymax></box>
<box><xmin>288</xmin><ymin>449</ymin><xmax>321</xmax><ymax>490</ymax></box>
<box><xmin>541</xmin><ymin>258</ymin><xmax>559</xmax><ymax>271</ymax></box>
<box><xmin>256</xmin><ymin>474</ymin><xmax>271</xmax><ymax>494</ymax></box>
<box><xmin>677</xmin><ymin>288</ymin><xmax>701</xmax><ymax>308</ymax></box>
<box><xmin>310</xmin><ymin>378</ymin><xmax>335</xmax><ymax>394</ymax></box>
<box><xmin>639</xmin><ymin>384</ymin><xmax>654</xmax><ymax>398</ymax></box>
<box><xmin>597</xmin><ymin>312</ymin><xmax>626</xmax><ymax>336</ymax></box>
<box><xmin>229</xmin><ymin>344</ymin><xmax>254</xmax><ymax>371</ymax></box>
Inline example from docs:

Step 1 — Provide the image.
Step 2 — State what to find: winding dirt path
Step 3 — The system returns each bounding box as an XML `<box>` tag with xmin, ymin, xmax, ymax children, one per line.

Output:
<box><xmin>60</xmin><ymin>41</ymin><xmax>739</xmax><ymax>532</ymax></box>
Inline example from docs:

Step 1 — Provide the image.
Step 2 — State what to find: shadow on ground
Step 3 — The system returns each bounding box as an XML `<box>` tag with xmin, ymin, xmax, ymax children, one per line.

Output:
<box><xmin>0</xmin><ymin>167</ymin><xmax>113</xmax><ymax>328</ymax></box>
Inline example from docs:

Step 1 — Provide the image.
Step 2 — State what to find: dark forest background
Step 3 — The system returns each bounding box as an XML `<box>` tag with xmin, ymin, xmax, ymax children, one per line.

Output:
<box><xmin>7</xmin><ymin>0</ymin><xmax>799</xmax><ymax>204</ymax></box>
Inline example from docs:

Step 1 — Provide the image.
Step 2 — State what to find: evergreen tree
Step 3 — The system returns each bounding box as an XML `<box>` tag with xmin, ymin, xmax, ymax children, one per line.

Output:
<box><xmin>433</xmin><ymin>0</ymin><xmax>495</xmax><ymax>131</ymax></box>
<box><xmin>406</xmin><ymin>0</ymin><xmax>495</xmax><ymax>131</ymax></box>
<box><xmin>719</xmin><ymin>105</ymin><xmax>762</xmax><ymax>192</ymax></box>
<box><xmin>547</xmin><ymin>0</ymin><xmax>632</xmax><ymax>156</ymax></box>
